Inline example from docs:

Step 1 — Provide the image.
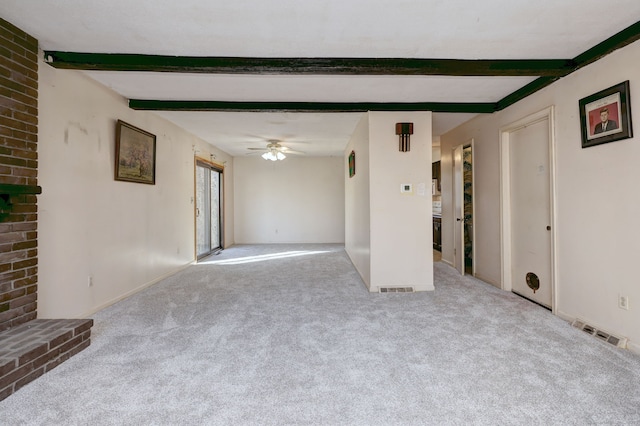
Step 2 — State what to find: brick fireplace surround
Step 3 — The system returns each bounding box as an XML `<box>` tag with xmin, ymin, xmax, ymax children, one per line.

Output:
<box><xmin>0</xmin><ymin>18</ymin><xmax>93</xmax><ymax>401</ymax></box>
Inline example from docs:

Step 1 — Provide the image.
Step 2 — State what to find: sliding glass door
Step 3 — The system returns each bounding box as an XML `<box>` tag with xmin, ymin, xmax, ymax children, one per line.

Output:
<box><xmin>196</xmin><ymin>161</ymin><xmax>223</xmax><ymax>259</ymax></box>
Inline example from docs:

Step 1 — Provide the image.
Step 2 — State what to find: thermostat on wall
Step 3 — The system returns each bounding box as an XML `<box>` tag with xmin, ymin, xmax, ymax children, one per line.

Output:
<box><xmin>401</xmin><ymin>183</ymin><xmax>413</xmax><ymax>193</ymax></box>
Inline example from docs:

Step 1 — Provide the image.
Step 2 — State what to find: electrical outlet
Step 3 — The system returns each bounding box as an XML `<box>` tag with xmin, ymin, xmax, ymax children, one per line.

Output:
<box><xmin>88</xmin><ymin>276</ymin><xmax>93</xmax><ymax>287</ymax></box>
<box><xmin>618</xmin><ymin>295</ymin><xmax>629</xmax><ymax>310</ymax></box>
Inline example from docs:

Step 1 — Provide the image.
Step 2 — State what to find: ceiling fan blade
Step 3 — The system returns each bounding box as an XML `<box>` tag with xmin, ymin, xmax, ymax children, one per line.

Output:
<box><xmin>247</xmin><ymin>147</ymin><xmax>268</xmax><ymax>151</ymax></box>
<box><xmin>283</xmin><ymin>149</ymin><xmax>305</xmax><ymax>155</ymax></box>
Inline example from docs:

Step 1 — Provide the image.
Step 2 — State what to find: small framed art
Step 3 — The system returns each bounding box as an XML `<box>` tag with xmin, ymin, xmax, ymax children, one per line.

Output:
<box><xmin>579</xmin><ymin>80</ymin><xmax>633</xmax><ymax>148</ymax></box>
<box><xmin>348</xmin><ymin>150</ymin><xmax>355</xmax><ymax>178</ymax></box>
<box><xmin>115</xmin><ymin>120</ymin><xmax>156</xmax><ymax>184</ymax></box>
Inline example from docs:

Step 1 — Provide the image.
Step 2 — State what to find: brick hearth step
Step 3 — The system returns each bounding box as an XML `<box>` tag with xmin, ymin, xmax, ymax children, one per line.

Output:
<box><xmin>0</xmin><ymin>318</ymin><xmax>94</xmax><ymax>401</ymax></box>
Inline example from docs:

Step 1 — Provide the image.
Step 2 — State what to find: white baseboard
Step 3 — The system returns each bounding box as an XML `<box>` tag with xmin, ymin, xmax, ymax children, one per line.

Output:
<box><xmin>80</xmin><ymin>262</ymin><xmax>194</xmax><ymax>318</ymax></box>
<box><xmin>472</xmin><ymin>273</ymin><xmax>500</xmax><ymax>288</ymax></box>
<box><xmin>554</xmin><ymin>309</ymin><xmax>574</xmax><ymax>323</ymax></box>
<box><xmin>344</xmin><ymin>252</ymin><xmax>371</xmax><ymax>291</ymax></box>
<box><xmin>627</xmin><ymin>340</ymin><xmax>640</xmax><ymax>355</ymax></box>
<box><xmin>414</xmin><ymin>284</ymin><xmax>435</xmax><ymax>292</ymax></box>
<box><xmin>442</xmin><ymin>259</ymin><xmax>454</xmax><ymax>267</ymax></box>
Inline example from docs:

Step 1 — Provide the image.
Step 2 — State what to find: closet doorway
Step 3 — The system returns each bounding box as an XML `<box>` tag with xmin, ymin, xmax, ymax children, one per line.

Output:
<box><xmin>453</xmin><ymin>141</ymin><xmax>474</xmax><ymax>275</ymax></box>
<box><xmin>195</xmin><ymin>160</ymin><xmax>223</xmax><ymax>259</ymax></box>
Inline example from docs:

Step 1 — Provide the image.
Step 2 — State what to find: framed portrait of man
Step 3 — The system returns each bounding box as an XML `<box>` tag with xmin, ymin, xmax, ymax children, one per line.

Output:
<box><xmin>579</xmin><ymin>81</ymin><xmax>633</xmax><ymax>148</ymax></box>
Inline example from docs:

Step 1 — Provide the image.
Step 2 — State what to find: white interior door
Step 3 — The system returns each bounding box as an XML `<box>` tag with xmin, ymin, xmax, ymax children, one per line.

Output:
<box><xmin>453</xmin><ymin>145</ymin><xmax>465</xmax><ymax>275</ymax></box>
<box><xmin>508</xmin><ymin>118</ymin><xmax>552</xmax><ymax>308</ymax></box>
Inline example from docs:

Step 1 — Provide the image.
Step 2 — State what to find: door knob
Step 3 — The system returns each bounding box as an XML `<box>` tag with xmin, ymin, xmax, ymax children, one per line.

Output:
<box><xmin>457</xmin><ymin>218</ymin><xmax>462</xmax><ymax>222</ymax></box>
<box><xmin>546</xmin><ymin>226</ymin><xmax>551</xmax><ymax>230</ymax></box>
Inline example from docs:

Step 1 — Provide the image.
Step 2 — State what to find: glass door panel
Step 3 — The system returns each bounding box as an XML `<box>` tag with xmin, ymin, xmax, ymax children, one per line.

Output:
<box><xmin>210</xmin><ymin>169</ymin><xmax>221</xmax><ymax>251</ymax></box>
<box><xmin>196</xmin><ymin>161</ymin><xmax>222</xmax><ymax>259</ymax></box>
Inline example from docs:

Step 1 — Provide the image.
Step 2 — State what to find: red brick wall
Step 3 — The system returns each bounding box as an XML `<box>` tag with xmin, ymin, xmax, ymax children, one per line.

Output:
<box><xmin>0</xmin><ymin>18</ymin><xmax>39</xmax><ymax>331</ymax></box>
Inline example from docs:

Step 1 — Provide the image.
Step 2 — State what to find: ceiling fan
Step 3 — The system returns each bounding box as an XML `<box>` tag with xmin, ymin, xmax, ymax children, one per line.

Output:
<box><xmin>247</xmin><ymin>139</ymin><xmax>305</xmax><ymax>161</ymax></box>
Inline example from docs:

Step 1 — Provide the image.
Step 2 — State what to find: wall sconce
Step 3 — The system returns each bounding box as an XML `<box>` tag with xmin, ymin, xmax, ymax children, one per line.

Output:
<box><xmin>395</xmin><ymin>123</ymin><xmax>413</xmax><ymax>152</ymax></box>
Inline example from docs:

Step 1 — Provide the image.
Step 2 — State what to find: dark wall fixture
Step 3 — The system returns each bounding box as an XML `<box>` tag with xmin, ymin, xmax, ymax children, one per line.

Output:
<box><xmin>396</xmin><ymin>122</ymin><xmax>414</xmax><ymax>152</ymax></box>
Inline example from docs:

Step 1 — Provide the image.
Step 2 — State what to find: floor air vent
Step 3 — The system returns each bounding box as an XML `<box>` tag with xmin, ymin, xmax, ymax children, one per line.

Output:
<box><xmin>379</xmin><ymin>287</ymin><xmax>414</xmax><ymax>293</ymax></box>
<box><xmin>571</xmin><ymin>319</ymin><xmax>627</xmax><ymax>348</ymax></box>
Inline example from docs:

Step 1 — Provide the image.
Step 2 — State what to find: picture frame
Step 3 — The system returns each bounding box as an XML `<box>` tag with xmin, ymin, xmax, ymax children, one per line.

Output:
<box><xmin>348</xmin><ymin>150</ymin><xmax>355</xmax><ymax>178</ymax></box>
<box><xmin>115</xmin><ymin>120</ymin><xmax>156</xmax><ymax>184</ymax></box>
<box><xmin>579</xmin><ymin>80</ymin><xmax>633</xmax><ymax>148</ymax></box>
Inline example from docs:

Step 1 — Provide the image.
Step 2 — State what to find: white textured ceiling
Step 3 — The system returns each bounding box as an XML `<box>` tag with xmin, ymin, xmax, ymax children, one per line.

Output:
<box><xmin>2</xmin><ymin>1</ymin><xmax>640</xmax><ymax>157</ymax></box>
<box><xmin>5</xmin><ymin>0</ymin><xmax>639</xmax><ymax>58</ymax></box>
<box><xmin>84</xmin><ymin>73</ymin><xmax>537</xmax><ymax>103</ymax></box>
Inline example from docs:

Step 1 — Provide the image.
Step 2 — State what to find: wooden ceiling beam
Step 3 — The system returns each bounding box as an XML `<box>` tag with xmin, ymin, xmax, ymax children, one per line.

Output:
<box><xmin>128</xmin><ymin>100</ymin><xmax>496</xmax><ymax>113</ymax></box>
<box><xmin>44</xmin><ymin>52</ymin><xmax>573</xmax><ymax>77</ymax></box>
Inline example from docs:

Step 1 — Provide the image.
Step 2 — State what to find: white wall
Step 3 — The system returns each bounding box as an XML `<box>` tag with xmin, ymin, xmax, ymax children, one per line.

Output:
<box><xmin>344</xmin><ymin>114</ymin><xmax>371</xmax><ymax>286</ymax></box>
<box><xmin>432</xmin><ymin>136</ymin><xmax>441</xmax><ymax>162</ymax></box>
<box><xmin>38</xmin><ymin>60</ymin><xmax>233</xmax><ymax>319</ymax></box>
<box><xmin>233</xmin><ymin>156</ymin><xmax>344</xmax><ymax>243</ymax></box>
<box><xmin>345</xmin><ymin>112</ymin><xmax>433</xmax><ymax>292</ymax></box>
<box><xmin>369</xmin><ymin>112</ymin><xmax>433</xmax><ymax>291</ymax></box>
<box><xmin>440</xmin><ymin>39</ymin><xmax>640</xmax><ymax>352</ymax></box>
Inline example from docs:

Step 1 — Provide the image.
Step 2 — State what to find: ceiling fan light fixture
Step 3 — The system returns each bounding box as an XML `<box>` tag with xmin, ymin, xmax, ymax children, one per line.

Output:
<box><xmin>261</xmin><ymin>149</ymin><xmax>286</xmax><ymax>161</ymax></box>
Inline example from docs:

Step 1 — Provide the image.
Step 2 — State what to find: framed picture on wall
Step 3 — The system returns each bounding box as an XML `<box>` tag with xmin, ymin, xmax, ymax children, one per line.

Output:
<box><xmin>579</xmin><ymin>80</ymin><xmax>633</xmax><ymax>148</ymax></box>
<box><xmin>348</xmin><ymin>150</ymin><xmax>355</xmax><ymax>178</ymax></box>
<box><xmin>114</xmin><ymin>120</ymin><xmax>157</xmax><ymax>184</ymax></box>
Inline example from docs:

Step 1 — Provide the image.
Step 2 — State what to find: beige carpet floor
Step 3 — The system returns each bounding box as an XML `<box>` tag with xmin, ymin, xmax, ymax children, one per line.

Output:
<box><xmin>1</xmin><ymin>244</ymin><xmax>639</xmax><ymax>425</ymax></box>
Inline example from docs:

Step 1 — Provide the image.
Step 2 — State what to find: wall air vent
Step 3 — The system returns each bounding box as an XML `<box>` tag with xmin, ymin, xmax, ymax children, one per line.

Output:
<box><xmin>379</xmin><ymin>287</ymin><xmax>414</xmax><ymax>293</ymax></box>
<box><xmin>571</xmin><ymin>319</ymin><xmax>627</xmax><ymax>349</ymax></box>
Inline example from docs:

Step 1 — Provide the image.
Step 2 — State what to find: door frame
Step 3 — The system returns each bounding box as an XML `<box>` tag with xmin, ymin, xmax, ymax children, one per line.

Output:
<box><xmin>194</xmin><ymin>157</ymin><xmax>224</xmax><ymax>260</ymax></box>
<box><xmin>499</xmin><ymin>106</ymin><xmax>557</xmax><ymax>312</ymax></box>
<box><xmin>452</xmin><ymin>139</ymin><xmax>475</xmax><ymax>276</ymax></box>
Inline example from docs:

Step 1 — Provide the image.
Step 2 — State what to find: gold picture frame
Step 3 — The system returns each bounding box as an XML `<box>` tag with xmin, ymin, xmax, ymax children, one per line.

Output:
<box><xmin>114</xmin><ymin>120</ymin><xmax>156</xmax><ymax>184</ymax></box>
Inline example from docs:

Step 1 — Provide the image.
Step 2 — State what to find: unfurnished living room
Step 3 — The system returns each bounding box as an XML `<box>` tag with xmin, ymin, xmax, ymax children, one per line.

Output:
<box><xmin>1</xmin><ymin>2</ymin><xmax>640</xmax><ymax>425</ymax></box>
